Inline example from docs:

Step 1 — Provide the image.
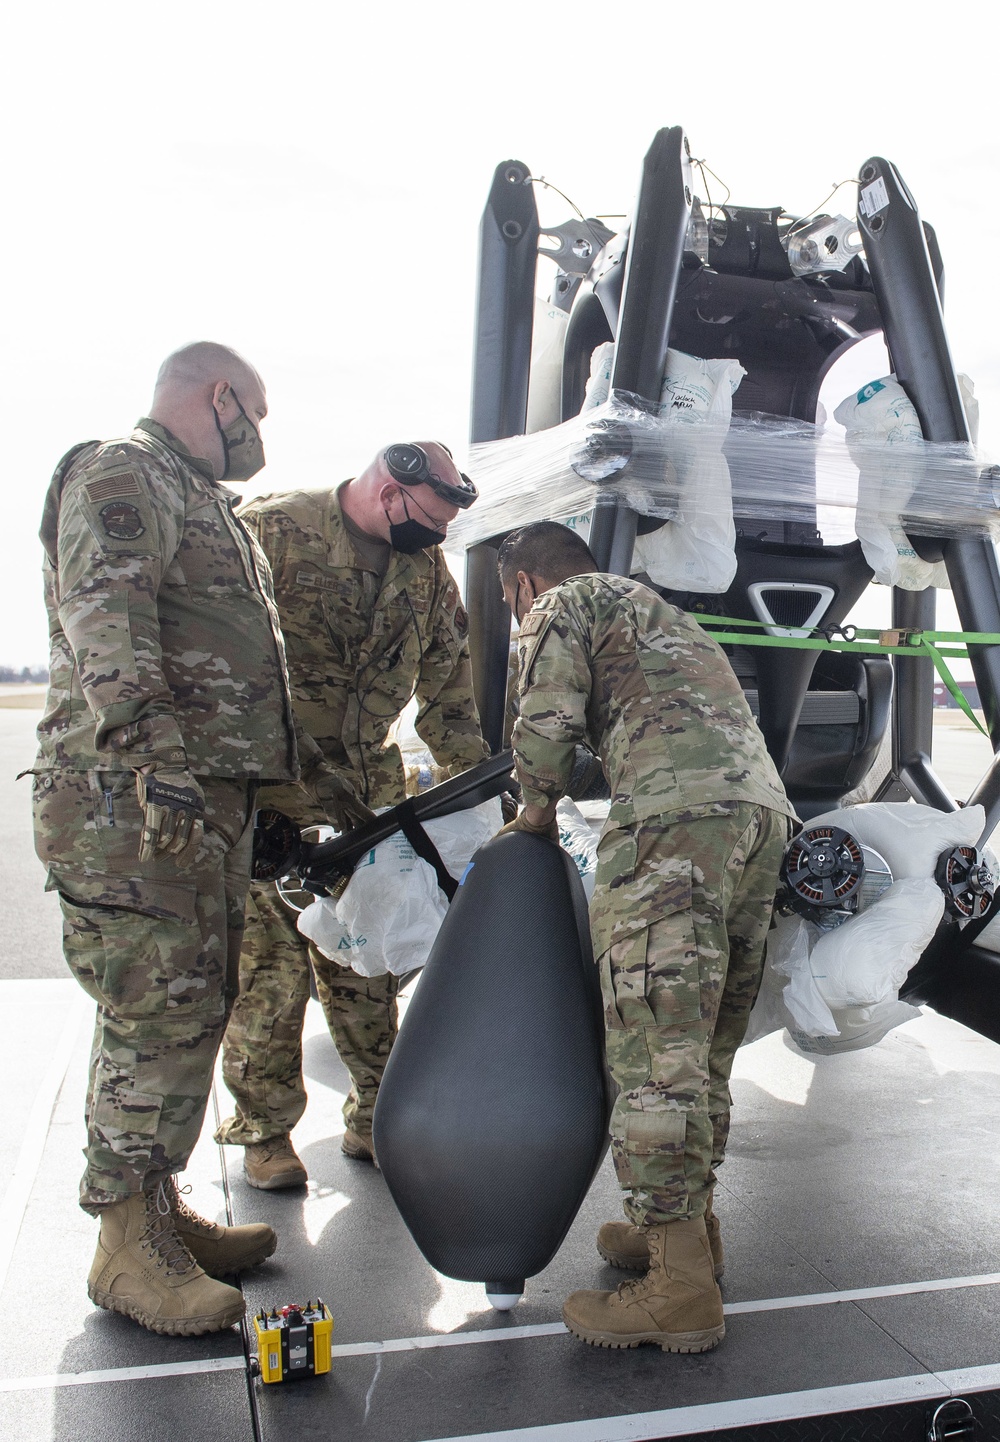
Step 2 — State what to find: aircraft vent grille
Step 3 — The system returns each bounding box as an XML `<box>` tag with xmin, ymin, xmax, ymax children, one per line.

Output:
<box><xmin>756</xmin><ymin>588</ymin><xmax>824</xmax><ymax>629</ymax></box>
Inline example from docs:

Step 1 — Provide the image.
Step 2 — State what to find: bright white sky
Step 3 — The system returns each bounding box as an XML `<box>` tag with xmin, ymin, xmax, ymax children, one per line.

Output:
<box><xmin>2</xmin><ymin>2</ymin><xmax>997</xmax><ymax>668</ymax></box>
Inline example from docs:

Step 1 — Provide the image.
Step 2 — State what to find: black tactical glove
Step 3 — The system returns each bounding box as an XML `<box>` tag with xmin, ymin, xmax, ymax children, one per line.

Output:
<box><xmin>135</xmin><ymin>767</ymin><xmax>206</xmax><ymax>862</ymax></box>
<box><xmin>311</xmin><ymin>769</ymin><xmax>378</xmax><ymax>834</ymax></box>
<box><xmin>567</xmin><ymin>745</ymin><xmax>609</xmax><ymax>802</ymax></box>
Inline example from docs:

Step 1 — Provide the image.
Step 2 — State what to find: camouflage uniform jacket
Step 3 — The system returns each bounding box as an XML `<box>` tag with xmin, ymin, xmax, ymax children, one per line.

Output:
<box><xmin>239</xmin><ymin>485</ymin><xmax>489</xmax><ymax>820</ymax></box>
<box><xmin>35</xmin><ymin>418</ymin><xmax>299</xmax><ymax>780</ymax></box>
<box><xmin>513</xmin><ymin>574</ymin><xmax>796</xmax><ymax>951</ymax></box>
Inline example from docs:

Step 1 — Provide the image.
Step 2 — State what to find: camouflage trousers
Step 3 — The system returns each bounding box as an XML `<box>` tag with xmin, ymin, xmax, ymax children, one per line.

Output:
<box><xmin>215</xmin><ymin>881</ymin><xmax>399</xmax><ymax>1145</ymax></box>
<box><xmin>32</xmin><ymin>769</ymin><xmax>255</xmax><ymax>1215</ymax></box>
<box><xmin>594</xmin><ymin>802</ymin><xmax>790</xmax><ymax>1228</ymax></box>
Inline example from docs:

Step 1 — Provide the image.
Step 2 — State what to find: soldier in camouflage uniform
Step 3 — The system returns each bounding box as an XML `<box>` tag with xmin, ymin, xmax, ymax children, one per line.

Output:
<box><xmin>32</xmin><ymin>343</ymin><xmax>307</xmax><ymax>1336</ymax></box>
<box><xmin>216</xmin><ymin>441</ymin><xmax>489</xmax><ymax>1187</ymax></box>
<box><xmin>498</xmin><ymin>521</ymin><xmax>796</xmax><ymax>1354</ymax></box>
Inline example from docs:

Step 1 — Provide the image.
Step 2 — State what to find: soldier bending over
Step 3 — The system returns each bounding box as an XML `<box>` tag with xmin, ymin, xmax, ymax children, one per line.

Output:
<box><xmin>499</xmin><ymin>521</ymin><xmax>796</xmax><ymax>1354</ymax></box>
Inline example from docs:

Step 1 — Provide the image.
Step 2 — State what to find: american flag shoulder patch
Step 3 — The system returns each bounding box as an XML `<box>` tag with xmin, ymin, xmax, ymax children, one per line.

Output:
<box><xmin>85</xmin><ymin>470</ymin><xmax>142</xmax><ymax>503</ymax></box>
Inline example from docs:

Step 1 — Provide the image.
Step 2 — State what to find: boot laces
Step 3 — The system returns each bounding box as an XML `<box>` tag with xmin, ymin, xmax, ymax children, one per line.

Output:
<box><xmin>142</xmin><ymin>1181</ymin><xmax>198</xmax><ymax>1274</ymax></box>
<box><xmin>619</xmin><ymin>1227</ymin><xmax>662</xmax><ymax>1297</ymax></box>
<box><xmin>250</xmin><ymin>1137</ymin><xmax>293</xmax><ymax>1163</ymax></box>
<box><xmin>163</xmin><ymin>1177</ymin><xmax>214</xmax><ymax>1236</ymax></box>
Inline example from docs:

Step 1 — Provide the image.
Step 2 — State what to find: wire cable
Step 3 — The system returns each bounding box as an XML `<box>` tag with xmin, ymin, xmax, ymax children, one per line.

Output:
<box><xmin>525</xmin><ymin>175</ymin><xmax>587</xmax><ymax>222</ymax></box>
<box><xmin>783</xmin><ymin>178</ymin><xmax>857</xmax><ymax>234</ymax></box>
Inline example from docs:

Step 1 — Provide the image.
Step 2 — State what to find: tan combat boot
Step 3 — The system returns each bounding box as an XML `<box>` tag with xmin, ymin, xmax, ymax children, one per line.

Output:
<box><xmin>564</xmin><ymin>1215</ymin><xmax>725</xmax><ymax>1352</ymax></box>
<box><xmin>243</xmin><ymin>1135</ymin><xmax>308</xmax><ymax>1190</ymax></box>
<box><xmin>88</xmin><ymin>1184</ymin><xmax>246</xmax><ymax>1336</ymax></box>
<box><xmin>597</xmin><ymin>1195</ymin><xmax>724</xmax><ymax>1279</ymax></box>
<box><xmin>341</xmin><ymin>1129</ymin><xmax>378</xmax><ymax>1167</ymax></box>
<box><xmin>165</xmin><ymin>1178</ymin><xmax>277</xmax><ymax>1276</ymax></box>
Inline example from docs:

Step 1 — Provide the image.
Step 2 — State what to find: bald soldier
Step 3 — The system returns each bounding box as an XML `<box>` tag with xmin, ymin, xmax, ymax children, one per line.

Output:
<box><xmin>498</xmin><ymin>521</ymin><xmax>796</xmax><ymax>1354</ymax></box>
<box><xmin>32</xmin><ymin>343</ymin><xmax>313</xmax><ymax>1335</ymax></box>
<box><xmin>215</xmin><ymin>442</ymin><xmax>490</xmax><ymax>1187</ymax></box>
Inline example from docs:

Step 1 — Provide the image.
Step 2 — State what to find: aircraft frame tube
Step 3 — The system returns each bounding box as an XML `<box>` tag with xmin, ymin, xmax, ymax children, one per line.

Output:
<box><xmin>611</xmin><ymin>127</ymin><xmax>693</xmax><ymax>401</ymax></box>
<box><xmin>945</xmin><ymin>535</ymin><xmax>1000</xmax><ymax>746</ymax></box>
<box><xmin>470</xmin><ymin>159</ymin><xmax>539</xmax><ymax>445</ymax></box>
<box><xmin>859</xmin><ymin>155</ymin><xmax>1000</xmax><ymax>755</ymax></box>
<box><xmin>466</xmin><ymin>539</ymin><xmax>511</xmax><ymax>754</ymax></box>
<box><xmin>590</xmin><ymin>126</ymin><xmax>692</xmax><ymax>573</ymax></box>
<box><xmin>467</xmin><ymin>159</ymin><xmax>540</xmax><ymax>753</ymax></box>
<box><xmin>890</xmin><ymin>586</ymin><xmax>936</xmax><ymax>780</ymax></box>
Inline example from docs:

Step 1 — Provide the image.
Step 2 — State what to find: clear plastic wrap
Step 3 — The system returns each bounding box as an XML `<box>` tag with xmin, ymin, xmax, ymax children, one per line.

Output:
<box><xmin>833</xmin><ymin>374</ymin><xmax>980</xmax><ymax>589</ymax></box>
<box><xmin>451</xmin><ymin>389</ymin><xmax>1000</xmax><ymax>558</ymax></box>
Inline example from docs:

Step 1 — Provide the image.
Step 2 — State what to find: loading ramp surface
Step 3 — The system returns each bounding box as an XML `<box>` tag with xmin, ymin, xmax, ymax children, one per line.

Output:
<box><xmin>6</xmin><ymin>984</ymin><xmax>1000</xmax><ymax>1442</ymax></box>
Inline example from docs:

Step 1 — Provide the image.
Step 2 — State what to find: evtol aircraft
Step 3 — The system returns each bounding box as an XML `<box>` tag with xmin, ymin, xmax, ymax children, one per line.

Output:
<box><xmin>8</xmin><ymin>127</ymin><xmax>1000</xmax><ymax>1442</ymax></box>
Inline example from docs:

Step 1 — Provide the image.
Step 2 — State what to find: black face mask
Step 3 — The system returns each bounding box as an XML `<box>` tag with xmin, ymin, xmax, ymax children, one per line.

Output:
<box><xmin>386</xmin><ymin>492</ymin><xmax>447</xmax><ymax>553</ymax></box>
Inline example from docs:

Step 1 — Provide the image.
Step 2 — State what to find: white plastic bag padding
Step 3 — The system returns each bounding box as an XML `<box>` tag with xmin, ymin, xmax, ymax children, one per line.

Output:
<box><xmin>805</xmin><ymin>801</ymin><xmax>986</xmax><ymax>881</ymax></box>
<box><xmin>787</xmin><ymin>999</ymin><xmax>922</xmax><ymax>1055</ymax></box>
<box><xmin>582</xmin><ymin>342</ymin><xmax>615</xmax><ymax>412</ymax></box>
<box><xmin>742</xmin><ymin>947</ymin><xmax>921</xmax><ymax>1052</ymax></box>
<box><xmin>749</xmin><ymin>888</ymin><xmax>935</xmax><ymax>1051</ymax></box>
<box><xmin>635</xmin><ymin>349</ymin><xmax>743</xmax><ymax>594</ymax></box>
<box><xmin>297</xmin><ymin>798</ymin><xmax>501</xmax><ymax>977</ymax></box>
<box><xmin>556</xmin><ymin>797</ymin><xmax>598</xmax><ymax>901</ymax></box>
<box><xmin>296</xmin><ymin>889</ymin><xmax>354</xmax><ymax>962</ymax></box>
<box><xmin>810</xmin><ymin>877</ymin><xmax>945</xmax><ymax>1008</ymax></box>
<box><xmin>742</xmin><ymin>797</ymin><xmax>980</xmax><ymax>1053</ymax></box>
<box><xmin>770</xmin><ymin>913</ymin><xmax>840</xmax><ymax>1036</ymax></box>
<box><xmin>834</xmin><ymin>373</ymin><xmax>978</xmax><ymax>590</ymax></box>
<box><xmin>525</xmin><ymin>300</ymin><xmax>570</xmax><ymax>434</ymax></box>
<box><xmin>741</xmin><ymin>949</ymin><xmax>795</xmax><ymax>1046</ymax></box>
<box><xmin>582</xmin><ymin>344</ymin><xmax>744</xmax><ymax>593</ymax></box>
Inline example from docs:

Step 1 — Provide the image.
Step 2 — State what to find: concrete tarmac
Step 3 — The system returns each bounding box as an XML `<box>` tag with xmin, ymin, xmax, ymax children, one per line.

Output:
<box><xmin>4</xmin><ymin>698</ymin><xmax>1000</xmax><ymax>1439</ymax></box>
<box><xmin>0</xmin><ymin>707</ymin><xmax>65</xmax><ymax>980</ymax></box>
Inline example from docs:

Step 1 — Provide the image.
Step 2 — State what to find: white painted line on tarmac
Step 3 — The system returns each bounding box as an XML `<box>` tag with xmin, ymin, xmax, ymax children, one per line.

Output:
<box><xmin>723</xmin><ymin>1270</ymin><xmax>1000</xmax><ymax>1315</ymax></box>
<box><xmin>418</xmin><ymin>1373</ymin><xmax>953</xmax><ymax>1442</ymax></box>
<box><xmin>327</xmin><ymin>1267</ymin><xmax>1000</xmax><ymax>1356</ymax></box>
<box><xmin>323</xmin><ymin>1268</ymin><xmax>998</xmax><ymax>1355</ymax></box>
<box><xmin>0</xmin><ymin>995</ymin><xmax>87</xmax><ymax>1297</ymax></box>
<box><xmin>5</xmin><ymin>1269</ymin><xmax>1000</xmax><ymax>1394</ymax></box>
<box><xmin>0</xmin><ymin>1355</ymin><xmax>245</xmax><ymax>1393</ymax></box>
<box><xmin>330</xmin><ymin>1321</ymin><xmax>568</xmax><ymax>1358</ymax></box>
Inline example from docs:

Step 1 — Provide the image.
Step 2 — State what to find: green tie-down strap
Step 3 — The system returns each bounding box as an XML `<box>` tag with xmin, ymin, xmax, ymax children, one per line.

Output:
<box><xmin>692</xmin><ymin>614</ymin><xmax>1000</xmax><ymax>738</ymax></box>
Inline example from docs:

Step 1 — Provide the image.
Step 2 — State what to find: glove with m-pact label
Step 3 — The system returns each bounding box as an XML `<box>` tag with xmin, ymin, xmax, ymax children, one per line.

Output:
<box><xmin>135</xmin><ymin>767</ymin><xmax>206</xmax><ymax>862</ymax></box>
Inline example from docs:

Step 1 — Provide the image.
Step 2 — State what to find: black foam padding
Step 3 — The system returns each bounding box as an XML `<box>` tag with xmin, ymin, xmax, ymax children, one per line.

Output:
<box><xmin>372</xmin><ymin>832</ymin><xmax>611</xmax><ymax>1285</ymax></box>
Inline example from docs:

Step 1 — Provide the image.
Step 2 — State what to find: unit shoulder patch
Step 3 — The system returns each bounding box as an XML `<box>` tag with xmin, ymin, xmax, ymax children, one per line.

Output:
<box><xmin>99</xmin><ymin>500</ymin><xmax>146</xmax><ymax>540</ymax></box>
<box><xmin>70</xmin><ymin>462</ymin><xmax>156</xmax><ymax>554</ymax></box>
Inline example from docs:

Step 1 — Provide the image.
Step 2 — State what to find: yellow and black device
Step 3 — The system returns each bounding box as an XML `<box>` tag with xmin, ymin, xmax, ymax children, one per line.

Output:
<box><xmin>252</xmin><ymin>1301</ymin><xmax>334</xmax><ymax>1384</ymax></box>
